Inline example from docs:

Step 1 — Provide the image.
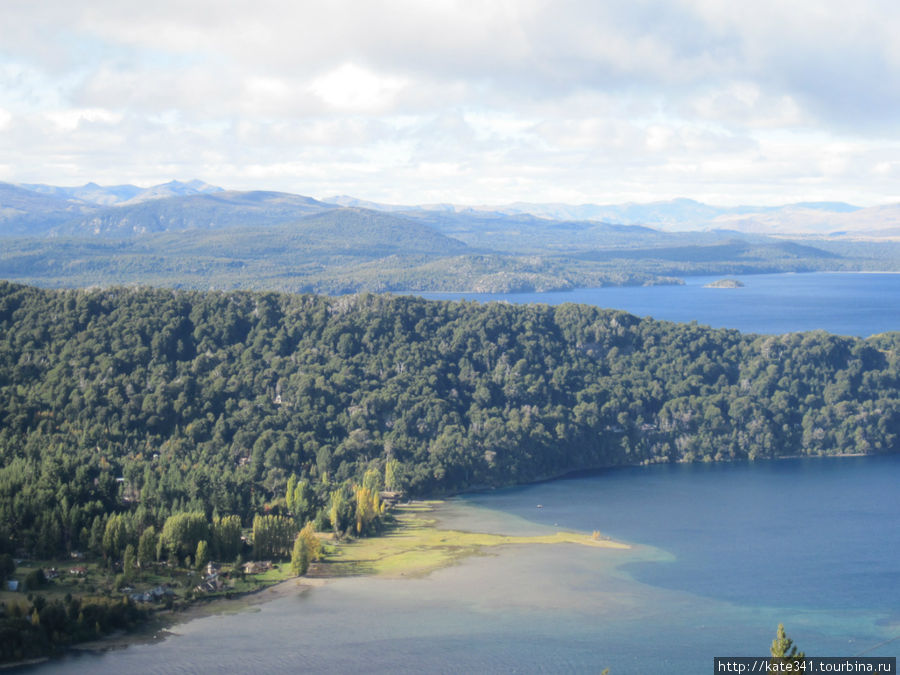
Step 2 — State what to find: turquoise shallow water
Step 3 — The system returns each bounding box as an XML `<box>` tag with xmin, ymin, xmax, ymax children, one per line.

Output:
<box><xmin>463</xmin><ymin>455</ymin><xmax>900</xmax><ymax>617</ymax></box>
<box><xmin>25</xmin><ymin>456</ymin><xmax>900</xmax><ymax>675</ymax></box>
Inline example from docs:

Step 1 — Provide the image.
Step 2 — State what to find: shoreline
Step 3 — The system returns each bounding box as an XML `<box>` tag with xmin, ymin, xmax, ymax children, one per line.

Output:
<box><xmin>16</xmin><ymin>453</ymin><xmax>888</xmax><ymax>668</ymax></box>
<box><xmin>58</xmin><ymin>501</ymin><xmax>629</xmax><ymax>661</ymax></box>
<box><xmin>456</xmin><ymin>450</ymin><xmax>876</xmax><ymax>499</ymax></box>
<box><xmin>67</xmin><ymin>575</ymin><xmax>330</xmax><ymax>656</ymax></box>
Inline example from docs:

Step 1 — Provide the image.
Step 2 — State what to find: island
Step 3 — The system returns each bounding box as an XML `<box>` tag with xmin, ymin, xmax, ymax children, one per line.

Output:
<box><xmin>704</xmin><ymin>278</ymin><xmax>745</xmax><ymax>288</ymax></box>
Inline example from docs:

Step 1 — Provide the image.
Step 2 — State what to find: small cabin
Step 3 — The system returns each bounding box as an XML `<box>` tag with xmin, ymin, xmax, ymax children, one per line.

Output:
<box><xmin>379</xmin><ymin>491</ymin><xmax>404</xmax><ymax>506</ymax></box>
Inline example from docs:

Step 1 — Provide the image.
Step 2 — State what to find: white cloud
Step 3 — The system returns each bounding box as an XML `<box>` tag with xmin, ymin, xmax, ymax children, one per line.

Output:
<box><xmin>44</xmin><ymin>107</ymin><xmax>123</xmax><ymax>131</ymax></box>
<box><xmin>308</xmin><ymin>64</ymin><xmax>408</xmax><ymax>113</ymax></box>
<box><xmin>2</xmin><ymin>1</ymin><xmax>900</xmax><ymax>204</ymax></box>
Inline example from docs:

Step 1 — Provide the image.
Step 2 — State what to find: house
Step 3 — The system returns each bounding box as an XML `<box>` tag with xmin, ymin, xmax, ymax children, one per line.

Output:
<box><xmin>379</xmin><ymin>491</ymin><xmax>404</xmax><ymax>505</ymax></box>
<box><xmin>131</xmin><ymin>585</ymin><xmax>175</xmax><ymax>603</ymax></box>
<box><xmin>195</xmin><ymin>574</ymin><xmax>225</xmax><ymax>594</ymax></box>
<box><xmin>69</xmin><ymin>566</ymin><xmax>87</xmax><ymax>577</ymax></box>
<box><xmin>150</xmin><ymin>585</ymin><xmax>174</xmax><ymax>599</ymax></box>
<box><xmin>242</xmin><ymin>561</ymin><xmax>272</xmax><ymax>575</ymax></box>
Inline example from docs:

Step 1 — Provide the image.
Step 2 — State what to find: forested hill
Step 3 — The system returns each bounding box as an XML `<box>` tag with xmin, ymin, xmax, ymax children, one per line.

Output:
<box><xmin>1</xmin><ymin>281</ymin><xmax>898</xmax><ymax>557</ymax></box>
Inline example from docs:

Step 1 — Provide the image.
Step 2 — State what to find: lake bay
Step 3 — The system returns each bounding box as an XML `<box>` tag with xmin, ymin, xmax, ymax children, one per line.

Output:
<box><xmin>417</xmin><ymin>271</ymin><xmax>900</xmax><ymax>338</ymax></box>
<box><xmin>29</xmin><ymin>456</ymin><xmax>900</xmax><ymax>674</ymax></box>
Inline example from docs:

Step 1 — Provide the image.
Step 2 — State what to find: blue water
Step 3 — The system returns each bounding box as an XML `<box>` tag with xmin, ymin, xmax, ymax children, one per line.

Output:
<box><xmin>28</xmin><ymin>457</ymin><xmax>900</xmax><ymax>675</ymax></box>
<box><xmin>463</xmin><ymin>455</ymin><xmax>900</xmax><ymax>619</ymax></box>
<box><xmin>416</xmin><ymin>272</ymin><xmax>900</xmax><ymax>337</ymax></box>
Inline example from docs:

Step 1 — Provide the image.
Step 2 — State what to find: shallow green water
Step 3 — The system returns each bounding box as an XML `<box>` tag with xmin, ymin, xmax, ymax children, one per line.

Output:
<box><xmin>25</xmin><ymin>456</ymin><xmax>900</xmax><ymax>674</ymax></box>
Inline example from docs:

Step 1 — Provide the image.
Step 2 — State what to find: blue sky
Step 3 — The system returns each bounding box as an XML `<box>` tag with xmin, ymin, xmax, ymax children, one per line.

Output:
<box><xmin>2</xmin><ymin>0</ymin><xmax>900</xmax><ymax>206</ymax></box>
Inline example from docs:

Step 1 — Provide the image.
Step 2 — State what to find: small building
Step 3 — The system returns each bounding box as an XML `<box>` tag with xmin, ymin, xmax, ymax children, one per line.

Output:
<box><xmin>195</xmin><ymin>574</ymin><xmax>225</xmax><ymax>594</ymax></box>
<box><xmin>242</xmin><ymin>561</ymin><xmax>272</xmax><ymax>575</ymax></box>
<box><xmin>69</xmin><ymin>566</ymin><xmax>87</xmax><ymax>577</ymax></box>
<box><xmin>379</xmin><ymin>491</ymin><xmax>404</xmax><ymax>506</ymax></box>
<box><xmin>5</xmin><ymin>579</ymin><xmax>19</xmax><ymax>592</ymax></box>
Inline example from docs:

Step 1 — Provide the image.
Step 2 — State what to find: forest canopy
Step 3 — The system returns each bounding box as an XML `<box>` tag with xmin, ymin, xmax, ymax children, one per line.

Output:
<box><xmin>0</xmin><ymin>281</ymin><xmax>897</xmax><ymax>558</ymax></box>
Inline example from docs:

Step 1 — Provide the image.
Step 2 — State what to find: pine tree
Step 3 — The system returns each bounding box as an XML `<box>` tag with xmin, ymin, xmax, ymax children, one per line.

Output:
<box><xmin>770</xmin><ymin>623</ymin><xmax>805</xmax><ymax>667</ymax></box>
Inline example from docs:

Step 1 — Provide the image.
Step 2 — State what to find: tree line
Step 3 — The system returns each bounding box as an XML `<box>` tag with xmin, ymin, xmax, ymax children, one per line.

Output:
<box><xmin>0</xmin><ymin>281</ymin><xmax>896</xmax><ymax>561</ymax></box>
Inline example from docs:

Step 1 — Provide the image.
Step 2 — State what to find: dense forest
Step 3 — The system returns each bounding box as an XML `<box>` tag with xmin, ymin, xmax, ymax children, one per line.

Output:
<box><xmin>0</xmin><ymin>281</ymin><xmax>898</xmax><ymax>560</ymax></box>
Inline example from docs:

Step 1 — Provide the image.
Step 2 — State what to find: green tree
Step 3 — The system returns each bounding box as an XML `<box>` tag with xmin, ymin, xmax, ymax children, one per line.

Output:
<box><xmin>211</xmin><ymin>515</ymin><xmax>243</xmax><ymax>561</ymax></box>
<box><xmin>290</xmin><ymin>534</ymin><xmax>309</xmax><ymax>576</ymax></box>
<box><xmin>252</xmin><ymin>515</ymin><xmax>294</xmax><ymax>559</ymax></box>
<box><xmin>770</xmin><ymin>623</ymin><xmax>805</xmax><ymax>669</ymax></box>
<box><xmin>195</xmin><ymin>540</ymin><xmax>209</xmax><ymax>569</ymax></box>
<box><xmin>384</xmin><ymin>459</ymin><xmax>400</xmax><ymax>492</ymax></box>
<box><xmin>122</xmin><ymin>544</ymin><xmax>136</xmax><ymax>580</ymax></box>
<box><xmin>298</xmin><ymin>521</ymin><xmax>322</xmax><ymax>562</ymax></box>
<box><xmin>159</xmin><ymin>512</ymin><xmax>209</xmax><ymax>561</ymax></box>
<box><xmin>137</xmin><ymin>526</ymin><xmax>157</xmax><ymax>568</ymax></box>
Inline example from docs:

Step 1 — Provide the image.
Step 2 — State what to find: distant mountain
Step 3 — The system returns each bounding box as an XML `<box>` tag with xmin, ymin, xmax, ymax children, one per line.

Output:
<box><xmin>478</xmin><ymin>198</ymin><xmax>868</xmax><ymax>232</ymax></box>
<box><xmin>483</xmin><ymin>198</ymin><xmax>725</xmax><ymax>229</ymax></box>
<box><xmin>54</xmin><ymin>190</ymin><xmax>337</xmax><ymax>236</ymax></box>
<box><xmin>574</xmin><ymin>239</ymin><xmax>841</xmax><ymax>264</ymax></box>
<box><xmin>20</xmin><ymin>181</ymin><xmax>144</xmax><ymax>206</ymax></box>
<box><xmin>285</xmin><ymin>207</ymin><xmax>468</xmax><ymax>255</ymax></box>
<box><xmin>401</xmin><ymin>207</ymin><xmax>684</xmax><ymax>253</ymax></box>
<box><xmin>3</xmin><ymin>179</ymin><xmax>898</xmax><ymax>295</ymax></box>
<box><xmin>710</xmin><ymin>204</ymin><xmax>900</xmax><ymax>238</ymax></box>
<box><xmin>324</xmin><ymin>195</ymin><xmax>873</xmax><ymax>235</ymax></box>
<box><xmin>325</xmin><ymin>195</ymin><xmax>414</xmax><ymax>213</ymax></box>
<box><xmin>119</xmin><ymin>179</ymin><xmax>223</xmax><ymax>205</ymax></box>
<box><xmin>0</xmin><ymin>182</ymin><xmax>98</xmax><ymax>235</ymax></box>
<box><xmin>19</xmin><ymin>179</ymin><xmax>223</xmax><ymax>207</ymax></box>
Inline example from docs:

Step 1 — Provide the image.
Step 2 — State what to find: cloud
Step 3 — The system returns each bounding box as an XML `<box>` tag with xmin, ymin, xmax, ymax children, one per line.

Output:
<box><xmin>1</xmin><ymin>0</ymin><xmax>900</xmax><ymax>204</ymax></box>
<box><xmin>308</xmin><ymin>64</ymin><xmax>409</xmax><ymax>113</ymax></box>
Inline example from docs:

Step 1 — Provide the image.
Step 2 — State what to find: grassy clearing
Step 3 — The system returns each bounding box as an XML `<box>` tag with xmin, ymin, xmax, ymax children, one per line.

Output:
<box><xmin>316</xmin><ymin>502</ymin><xmax>628</xmax><ymax>579</ymax></box>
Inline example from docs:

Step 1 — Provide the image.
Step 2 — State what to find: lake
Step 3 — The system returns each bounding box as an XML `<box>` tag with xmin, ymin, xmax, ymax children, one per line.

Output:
<box><xmin>416</xmin><ymin>272</ymin><xmax>900</xmax><ymax>337</ymax></box>
<box><xmin>26</xmin><ymin>456</ymin><xmax>900</xmax><ymax>675</ymax></box>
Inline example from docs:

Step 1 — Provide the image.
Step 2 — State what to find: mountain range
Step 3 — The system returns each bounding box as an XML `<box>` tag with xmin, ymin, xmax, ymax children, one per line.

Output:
<box><xmin>1</xmin><ymin>179</ymin><xmax>898</xmax><ymax>294</ymax></box>
<box><xmin>3</xmin><ymin>179</ymin><xmax>900</xmax><ymax>239</ymax></box>
<box><xmin>327</xmin><ymin>195</ymin><xmax>898</xmax><ymax>239</ymax></box>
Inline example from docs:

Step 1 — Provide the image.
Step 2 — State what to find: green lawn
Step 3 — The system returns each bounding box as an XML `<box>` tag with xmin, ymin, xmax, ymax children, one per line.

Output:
<box><xmin>316</xmin><ymin>502</ymin><xmax>628</xmax><ymax>579</ymax></box>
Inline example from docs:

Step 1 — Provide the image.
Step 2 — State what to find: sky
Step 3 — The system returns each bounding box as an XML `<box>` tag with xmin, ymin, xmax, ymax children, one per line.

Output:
<box><xmin>2</xmin><ymin>0</ymin><xmax>900</xmax><ymax>207</ymax></box>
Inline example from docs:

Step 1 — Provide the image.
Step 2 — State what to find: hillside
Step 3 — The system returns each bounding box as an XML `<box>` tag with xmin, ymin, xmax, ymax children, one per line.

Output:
<box><xmin>0</xmin><ymin>183</ymin><xmax>98</xmax><ymax>236</ymax></box>
<box><xmin>53</xmin><ymin>190</ymin><xmax>337</xmax><ymax>236</ymax></box>
<box><xmin>0</xmin><ymin>282</ymin><xmax>897</xmax><ymax>561</ymax></box>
